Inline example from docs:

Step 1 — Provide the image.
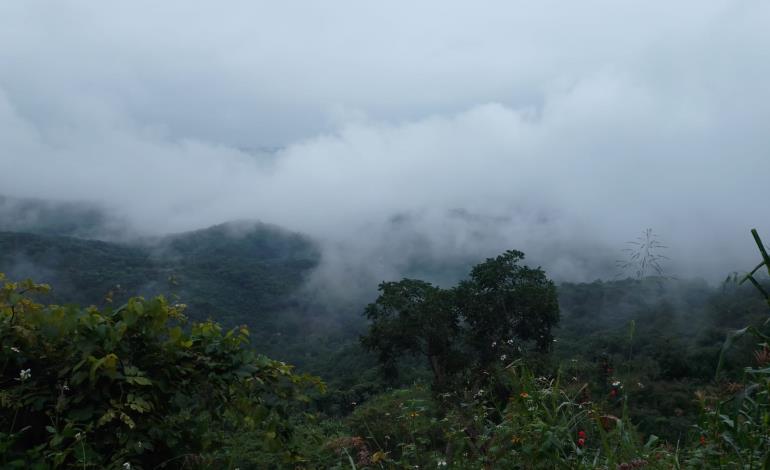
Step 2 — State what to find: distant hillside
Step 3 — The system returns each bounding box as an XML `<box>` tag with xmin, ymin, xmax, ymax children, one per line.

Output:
<box><xmin>0</xmin><ymin>221</ymin><xmax>320</xmax><ymax>344</ymax></box>
<box><xmin>0</xmin><ymin>195</ymin><xmax>127</xmax><ymax>239</ymax></box>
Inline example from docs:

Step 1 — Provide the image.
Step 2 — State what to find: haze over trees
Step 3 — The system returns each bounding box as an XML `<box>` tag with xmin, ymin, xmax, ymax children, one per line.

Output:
<box><xmin>3</xmin><ymin>1</ymin><xmax>770</xmax><ymax>467</ymax></box>
<box><xmin>3</xmin><ymin>207</ymin><xmax>770</xmax><ymax>466</ymax></box>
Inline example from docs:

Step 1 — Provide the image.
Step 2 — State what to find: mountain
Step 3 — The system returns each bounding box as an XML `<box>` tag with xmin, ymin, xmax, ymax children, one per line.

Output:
<box><xmin>0</xmin><ymin>221</ymin><xmax>320</xmax><ymax>343</ymax></box>
<box><xmin>0</xmin><ymin>195</ymin><xmax>127</xmax><ymax>239</ymax></box>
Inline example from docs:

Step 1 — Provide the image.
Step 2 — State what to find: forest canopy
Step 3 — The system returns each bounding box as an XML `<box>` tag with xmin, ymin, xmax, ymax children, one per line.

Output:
<box><xmin>361</xmin><ymin>250</ymin><xmax>559</xmax><ymax>390</ymax></box>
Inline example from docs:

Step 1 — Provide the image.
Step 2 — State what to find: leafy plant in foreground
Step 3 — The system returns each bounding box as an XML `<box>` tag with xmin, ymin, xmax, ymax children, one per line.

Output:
<box><xmin>0</xmin><ymin>273</ymin><xmax>323</xmax><ymax>468</ymax></box>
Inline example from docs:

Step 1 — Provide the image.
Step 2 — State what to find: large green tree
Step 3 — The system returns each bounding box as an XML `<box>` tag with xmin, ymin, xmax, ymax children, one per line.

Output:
<box><xmin>361</xmin><ymin>250</ymin><xmax>560</xmax><ymax>389</ymax></box>
<box><xmin>457</xmin><ymin>250</ymin><xmax>560</xmax><ymax>368</ymax></box>
<box><xmin>361</xmin><ymin>279</ymin><xmax>459</xmax><ymax>389</ymax></box>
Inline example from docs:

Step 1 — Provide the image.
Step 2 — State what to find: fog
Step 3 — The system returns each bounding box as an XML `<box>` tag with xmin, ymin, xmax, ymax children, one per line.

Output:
<box><xmin>1</xmin><ymin>1</ymin><xmax>769</xmax><ymax>296</ymax></box>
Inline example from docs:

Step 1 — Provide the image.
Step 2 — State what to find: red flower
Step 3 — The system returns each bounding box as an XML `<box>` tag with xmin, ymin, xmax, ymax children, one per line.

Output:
<box><xmin>610</xmin><ymin>389</ymin><xmax>617</xmax><ymax>397</ymax></box>
<box><xmin>578</xmin><ymin>430</ymin><xmax>587</xmax><ymax>439</ymax></box>
<box><xmin>577</xmin><ymin>438</ymin><xmax>586</xmax><ymax>447</ymax></box>
<box><xmin>700</xmin><ymin>435</ymin><xmax>707</xmax><ymax>445</ymax></box>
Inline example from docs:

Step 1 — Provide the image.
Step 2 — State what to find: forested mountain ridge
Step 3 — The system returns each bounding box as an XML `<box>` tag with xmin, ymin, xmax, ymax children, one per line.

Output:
<box><xmin>0</xmin><ymin>221</ymin><xmax>320</xmax><ymax>334</ymax></box>
<box><xmin>3</xmin><ymin>215</ymin><xmax>770</xmax><ymax>467</ymax></box>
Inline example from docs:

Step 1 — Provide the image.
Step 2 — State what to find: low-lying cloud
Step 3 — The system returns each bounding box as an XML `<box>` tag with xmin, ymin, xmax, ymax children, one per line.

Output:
<box><xmin>1</xmin><ymin>1</ymin><xmax>769</xmax><ymax>299</ymax></box>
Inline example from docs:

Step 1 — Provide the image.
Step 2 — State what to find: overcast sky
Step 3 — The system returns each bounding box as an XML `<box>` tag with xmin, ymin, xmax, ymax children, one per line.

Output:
<box><xmin>1</xmin><ymin>1</ymin><xmax>769</xmax><ymax>285</ymax></box>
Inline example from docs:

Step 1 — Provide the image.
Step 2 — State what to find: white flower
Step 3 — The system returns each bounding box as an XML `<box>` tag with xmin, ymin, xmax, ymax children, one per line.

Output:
<box><xmin>75</xmin><ymin>432</ymin><xmax>83</xmax><ymax>441</ymax></box>
<box><xmin>10</xmin><ymin>346</ymin><xmax>20</xmax><ymax>353</ymax></box>
<box><xmin>437</xmin><ymin>459</ymin><xmax>447</xmax><ymax>467</ymax></box>
<box><xmin>19</xmin><ymin>369</ymin><xmax>31</xmax><ymax>381</ymax></box>
<box><xmin>612</xmin><ymin>380</ymin><xmax>621</xmax><ymax>387</ymax></box>
<box><xmin>122</xmin><ymin>463</ymin><xmax>131</xmax><ymax>470</ymax></box>
<box><xmin>500</xmin><ymin>354</ymin><xmax>507</xmax><ymax>361</ymax></box>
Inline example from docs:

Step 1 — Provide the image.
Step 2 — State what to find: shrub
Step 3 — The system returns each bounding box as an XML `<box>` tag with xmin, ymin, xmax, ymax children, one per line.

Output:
<box><xmin>0</xmin><ymin>273</ymin><xmax>323</xmax><ymax>468</ymax></box>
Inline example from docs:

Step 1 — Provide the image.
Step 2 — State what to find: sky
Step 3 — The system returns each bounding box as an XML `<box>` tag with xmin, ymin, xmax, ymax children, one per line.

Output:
<box><xmin>1</xmin><ymin>1</ymin><xmax>769</xmax><ymax>288</ymax></box>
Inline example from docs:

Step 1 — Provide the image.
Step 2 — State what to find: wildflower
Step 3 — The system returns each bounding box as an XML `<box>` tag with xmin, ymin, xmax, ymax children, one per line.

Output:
<box><xmin>699</xmin><ymin>435</ymin><xmax>707</xmax><ymax>445</ymax></box>
<box><xmin>511</xmin><ymin>435</ymin><xmax>522</xmax><ymax>444</ymax></box>
<box><xmin>437</xmin><ymin>459</ymin><xmax>447</xmax><ymax>467</ymax></box>
<box><xmin>610</xmin><ymin>389</ymin><xmax>617</xmax><ymax>397</ymax></box>
<box><xmin>578</xmin><ymin>430</ymin><xmax>586</xmax><ymax>439</ymax></box>
<box><xmin>75</xmin><ymin>432</ymin><xmax>83</xmax><ymax>441</ymax></box>
<box><xmin>611</xmin><ymin>380</ymin><xmax>621</xmax><ymax>387</ymax></box>
<box><xmin>19</xmin><ymin>369</ymin><xmax>31</xmax><ymax>382</ymax></box>
<box><xmin>123</xmin><ymin>463</ymin><xmax>132</xmax><ymax>470</ymax></box>
<box><xmin>577</xmin><ymin>438</ymin><xmax>586</xmax><ymax>447</ymax></box>
<box><xmin>408</xmin><ymin>411</ymin><xmax>420</xmax><ymax>418</ymax></box>
<box><xmin>10</xmin><ymin>346</ymin><xmax>20</xmax><ymax>353</ymax></box>
<box><xmin>519</xmin><ymin>392</ymin><xmax>529</xmax><ymax>399</ymax></box>
<box><xmin>500</xmin><ymin>354</ymin><xmax>507</xmax><ymax>361</ymax></box>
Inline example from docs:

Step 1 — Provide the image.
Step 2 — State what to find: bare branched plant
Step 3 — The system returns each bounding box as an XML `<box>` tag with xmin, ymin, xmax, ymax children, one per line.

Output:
<box><xmin>616</xmin><ymin>228</ymin><xmax>670</xmax><ymax>279</ymax></box>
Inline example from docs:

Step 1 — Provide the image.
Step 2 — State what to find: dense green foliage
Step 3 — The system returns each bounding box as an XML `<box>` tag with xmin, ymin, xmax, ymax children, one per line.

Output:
<box><xmin>5</xmin><ymin>202</ymin><xmax>770</xmax><ymax>468</ymax></box>
<box><xmin>0</xmin><ymin>221</ymin><xmax>319</xmax><ymax>345</ymax></box>
<box><xmin>0</xmin><ymin>274</ymin><xmax>322</xmax><ymax>468</ymax></box>
<box><xmin>362</xmin><ymin>250</ymin><xmax>559</xmax><ymax>390</ymax></box>
<box><xmin>310</xmin><ymin>232</ymin><xmax>770</xmax><ymax>468</ymax></box>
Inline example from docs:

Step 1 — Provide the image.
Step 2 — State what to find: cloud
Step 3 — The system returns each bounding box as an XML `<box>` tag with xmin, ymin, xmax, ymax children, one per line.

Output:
<box><xmin>1</xmin><ymin>1</ymin><xmax>769</xmax><ymax>300</ymax></box>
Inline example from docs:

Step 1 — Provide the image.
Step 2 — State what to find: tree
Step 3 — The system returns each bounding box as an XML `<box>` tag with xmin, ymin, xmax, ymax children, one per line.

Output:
<box><xmin>361</xmin><ymin>279</ymin><xmax>459</xmax><ymax>389</ymax></box>
<box><xmin>361</xmin><ymin>250</ymin><xmax>560</xmax><ymax>390</ymax></box>
<box><xmin>456</xmin><ymin>250</ymin><xmax>560</xmax><ymax>368</ymax></box>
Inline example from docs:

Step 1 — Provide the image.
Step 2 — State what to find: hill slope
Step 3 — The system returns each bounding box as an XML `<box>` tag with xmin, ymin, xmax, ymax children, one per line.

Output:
<box><xmin>0</xmin><ymin>221</ymin><xmax>320</xmax><ymax>340</ymax></box>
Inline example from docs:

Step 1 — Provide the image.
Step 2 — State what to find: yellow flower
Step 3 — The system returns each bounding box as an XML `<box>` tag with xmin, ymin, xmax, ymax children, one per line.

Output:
<box><xmin>511</xmin><ymin>435</ymin><xmax>522</xmax><ymax>444</ymax></box>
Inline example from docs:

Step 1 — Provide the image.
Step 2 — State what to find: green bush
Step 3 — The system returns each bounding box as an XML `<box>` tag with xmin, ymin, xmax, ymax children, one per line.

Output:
<box><xmin>0</xmin><ymin>273</ymin><xmax>323</xmax><ymax>468</ymax></box>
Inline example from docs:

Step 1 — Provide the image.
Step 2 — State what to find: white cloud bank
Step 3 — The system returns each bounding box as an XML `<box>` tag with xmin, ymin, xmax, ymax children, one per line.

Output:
<box><xmin>1</xmin><ymin>1</ymin><xmax>769</xmax><ymax>291</ymax></box>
